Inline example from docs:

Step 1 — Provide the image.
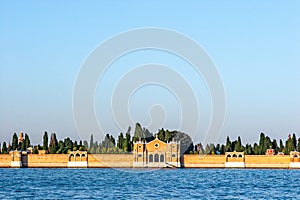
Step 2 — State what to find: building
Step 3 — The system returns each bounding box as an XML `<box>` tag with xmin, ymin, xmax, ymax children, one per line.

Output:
<box><xmin>266</xmin><ymin>148</ymin><xmax>275</xmax><ymax>155</ymax></box>
<box><xmin>133</xmin><ymin>136</ymin><xmax>181</xmax><ymax>168</ymax></box>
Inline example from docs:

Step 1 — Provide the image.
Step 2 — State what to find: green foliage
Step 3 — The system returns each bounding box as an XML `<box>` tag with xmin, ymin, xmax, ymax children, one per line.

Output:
<box><xmin>43</xmin><ymin>132</ymin><xmax>48</xmax><ymax>150</ymax></box>
<box><xmin>89</xmin><ymin>134</ymin><xmax>94</xmax><ymax>150</ymax></box>
<box><xmin>2</xmin><ymin>142</ymin><xmax>8</xmax><ymax>154</ymax></box>
<box><xmin>123</xmin><ymin>127</ymin><xmax>132</xmax><ymax>152</ymax></box>
<box><xmin>12</xmin><ymin>133</ymin><xmax>18</xmax><ymax>151</ymax></box>
<box><xmin>83</xmin><ymin>140</ymin><xmax>88</xmax><ymax>149</ymax></box>
<box><xmin>24</xmin><ymin>133</ymin><xmax>30</xmax><ymax>150</ymax></box>
<box><xmin>49</xmin><ymin>133</ymin><xmax>58</xmax><ymax>154</ymax></box>
<box><xmin>225</xmin><ymin>137</ymin><xmax>231</xmax><ymax>152</ymax></box>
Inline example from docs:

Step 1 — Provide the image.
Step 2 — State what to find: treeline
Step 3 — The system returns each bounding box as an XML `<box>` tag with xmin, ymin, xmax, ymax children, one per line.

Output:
<box><xmin>1</xmin><ymin>124</ymin><xmax>300</xmax><ymax>155</ymax></box>
<box><xmin>195</xmin><ymin>133</ymin><xmax>300</xmax><ymax>155</ymax></box>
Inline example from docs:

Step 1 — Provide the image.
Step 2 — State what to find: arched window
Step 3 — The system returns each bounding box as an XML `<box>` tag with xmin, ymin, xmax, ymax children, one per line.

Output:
<box><xmin>149</xmin><ymin>154</ymin><xmax>153</xmax><ymax>162</ymax></box>
<box><xmin>154</xmin><ymin>154</ymin><xmax>159</xmax><ymax>162</ymax></box>
<box><xmin>233</xmin><ymin>154</ymin><xmax>237</xmax><ymax>158</ymax></box>
<box><xmin>238</xmin><ymin>154</ymin><xmax>243</xmax><ymax>158</ymax></box>
<box><xmin>226</xmin><ymin>154</ymin><xmax>231</xmax><ymax>158</ymax></box>
<box><xmin>294</xmin><ymin>154</ymin><xmax>298</xmax><ymax>158</ymax></box>
<box><xmin>69</xmin><ymin>154</ymin><xmax>75</xmax><ymax>162</ymax></box>
<box><xmin>75</xmin><ymin>154</ymin><xmax>81</xmax><ymax>161</ymax></box>
<box><xmin>160</xmin><ymin>154</ymin><xmax>165</xmax><ymax>162</ymax></box>
<box><xmin>82</xmin><ymin>154</ymin><xmax>86</xmax><ymax>161</ymax></box>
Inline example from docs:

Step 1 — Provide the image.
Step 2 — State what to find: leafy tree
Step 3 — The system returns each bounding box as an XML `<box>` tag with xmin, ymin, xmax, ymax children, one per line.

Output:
<box><xmin>279</xmin><ymin>139</ymin><xmax>284</xmax><ymax>152</ymax></box>
<box><xmin>285</xmin><ymin>136</ymin><xmax>295</xmax><ymax>154</ymax></box>
<box><xmin>172</xmin><ymin>131</ymin><xmax>194</xmax><ymax>154</ymax></box>
<box><xmin>89</xmin><ymin>134</ymin><xmax>94</xmax><ymax>150</ymax></box>
<box><xmin>258</xmin><ymin>132</ymin><xmax>266</xmax><ymax>155</ymax></box>
<box><xmin>64</xmin><ymin>137</ymin><xmax>73</xmax><ymax>152</ymax></box>
<box><xmin>292</xmin><ymin>133</ymin><xmax>297</xmax><ymax>150</ymax></box>
<box><xmin>133</xmin><ymin>123</ymin><xmax>143</xmax><ymax>142</ymax></box>
<box><xmin>272</xmin><ymin>139</ymin><xmax>279</xmax><ymax>153</ymax></box>
<box><xmin>225</xmin><ymin>137</ymin><xmax>231</xmax><ymax>152</ymax></box>
<box><xmin>32</xmin><ymin>146</ymin><xmax>39</xmax><ymax>154</ymax></box>
<box><xmin>245</xmin><ymin>144</ymin><xmax>253</xmax><ymax>155</ymax></box>
<box><xmin>49</xmin><ymin>133</ymin><xmax>58</xmax><ymax>154</ymax></box>
<box><xmin>234</xmin><ymin>136</ymin><xmax>243</xmax><ymax>152</ymax></box>
<box><xmin>83</xmin><ymin>140</ymin><xmax>88</xmax><ymax>149</ymax></box>
<box><xmin>124</xmin><ymin>127</ymin><xmax>132</xmax><ymax>152</ymax></box>
<box><xmin>253</xmin><ymin>143</ymin><xmax>259</xmax><ymax>155</ymax></box>
<box><xmin>117</xmin><ymin>132</ymin><xmax>124</xmax><ymax>150</ymax></box>
<box><xmin>43</xmin><ymin>131</ymin><xmax>48</xmax><ymax>150</ymax></box>
<box><xmin>2</xmin><ymin>142</ymin><xmax>8</xmax><ymax>154</ymax></box>
<box><xmin>298</xmin><ymin>138</ymin><xmax>300</xmax><ymax>152</ymax></box>
<box><xmin>24</xmin><ymin>133</ymin><xmax>30</xmax><ymax>149</ymax></box>
<box><xmin>12</xmin><ymin>133</ymin><xmax>18</xmax><ymax>151</ymax></box>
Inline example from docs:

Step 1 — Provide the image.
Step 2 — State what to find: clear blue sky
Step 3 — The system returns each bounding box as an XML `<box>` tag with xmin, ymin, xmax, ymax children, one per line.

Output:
<box><xmin>0</xmin><ymin>1</ymin><xmax>299</xmax><ymax>145</ymax></box>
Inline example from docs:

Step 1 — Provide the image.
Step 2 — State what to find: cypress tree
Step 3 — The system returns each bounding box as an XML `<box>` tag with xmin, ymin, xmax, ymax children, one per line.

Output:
<box><xmin>89</xmin><ymin>134</ymin><xmax>94</xmax><ymax>150</ymax></box>
<box><xmin>43</xmin><ymin>132</ymin><xmax>48</xmax><ymax>150</ymax></box>
<box><xmin>2</xmin><ymin>142</ymin><xmax>8</xmax><ymax>154</ymax></box>
<box><xmin>117</xmin><ymin>133</ymin><xmax>124</xmax><ymax>150</ymax></box>
<box><xmin>12</xmin><ymin>133</ymin><xmax>18</xmax><ymax>151</ymax></box>
<box><xmin>225</xmin><ymin>137</ymin><xmax>231</xmax><ymax>152</ymax></box>
<box><xmin>49</xmin><ymin>133</ymin><xmax>58</xmax><ymax>154</ymax></box>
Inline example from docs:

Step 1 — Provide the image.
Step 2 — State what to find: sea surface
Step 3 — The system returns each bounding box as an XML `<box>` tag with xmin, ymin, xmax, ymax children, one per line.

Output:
<box><xmin>0</xmin><ymin>168</ymin><xmax>299</xmax><ymax>199</ymax></box>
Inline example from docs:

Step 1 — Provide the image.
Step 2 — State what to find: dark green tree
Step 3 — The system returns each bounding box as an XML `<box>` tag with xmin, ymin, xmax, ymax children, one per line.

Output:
<box><xmin>285</xmin><ymin>136</ymin><xmax>295</xmax><ymax>154</ymax></box>
<box><xmin>89</xmin><ymin>134</ymin><xmax>94</xmax><ymax>151</ymax></box>
<box><xmin>245</xmin><ymin>144</ymin><xmax>253</xmax><ymax>155</ymax></box>
<box><xmin>12</xmin><ymin>133</ymin><xmax>18</xmax><ymax>151</ymax></box>
<box><xmin>124</xmin><ymin>127</ymin><xmax>132</xmax><ymax>152</ymax></box>
<box><xmin>298</xmin><ymin>138</ymin><xmax>300</xmax><ymax>152</ymax></box>
<box><xmin>43</xmin><ymin>131</ymin><xmax>48</xmax><ymax>150</ymax></box>
<box><xmin>225</xmin><ymin>137</ymin><xmax>231</xmax><ymax>152</ymax></box>
<box><xmin>279</xmin><ymin>139</ymin><xmax>284</xmax><ymax>152</ymax></box>
<box><xmin>272</xmin><ymin>139</ymin><xmax>279</xmax><ymax>153</ymax></box>
<box><xmin>0</xmin><ymin>142</ymin><xmax>1</xmax><ymax>154</ymax></box>
<box><xmin>23</xmin><ymin>133</ymin><xmax>30</xmax><ymax>151</ymax></box>
<box><xmin>133</xmin><ymin>123</ymin><xmax>143</xmax><ymax>142</ymax></box>
<box><xmin>64</xmin><ymin>137</ymin><xmax>73</xmax><ymax>152</ymax></box>
<box><xmin>234</xmin><ymin>136</ymin><xmax>243</xmax><ymax>152</ymax></box>
<box><xmin>258</xmin><ymin>132</ymin><xmax>266</xmax><ymax>155</ymax></box>
<box><xmin>117</xmin><ymin>132</ymin><xmax>124</xmax><ymax>150</ymax></box>
<box><xmin>292</xmin><ymin>133</ymin><xmax>297</xmax><ymax>150</ymax></box>
<box><xmin>49</xmin><ymin>133</ymin><xmax>58</xmax><ymax>154</ymax></box>
<box><xmin>2</xmin><ymin>142</ymin><xmax>8</xmax><ymax>154</ymax></box>
<box><xmin>172</xmin><ymin>131</ymin><xmax>193</xmax><ymax>154</ymax></box>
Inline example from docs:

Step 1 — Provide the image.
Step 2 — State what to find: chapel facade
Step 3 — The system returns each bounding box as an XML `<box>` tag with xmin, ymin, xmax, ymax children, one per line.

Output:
<box><xmin>133</xmin><ymin>136</ymin><xmax>181</xmax><ymax>168</ymax></box>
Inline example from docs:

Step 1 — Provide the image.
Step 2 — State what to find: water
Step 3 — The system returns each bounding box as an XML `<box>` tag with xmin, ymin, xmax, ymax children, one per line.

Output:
<box><xmin>0</xmin><ymin>168</ymin><xmax>299</xmax><ymax>199</ymax></box>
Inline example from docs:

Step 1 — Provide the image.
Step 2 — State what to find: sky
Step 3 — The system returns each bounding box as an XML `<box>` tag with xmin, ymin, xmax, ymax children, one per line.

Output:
<box><xmin>0</xmin><ymin>1</ymin><xmax>300</xmax><ymax>145</ymax></box>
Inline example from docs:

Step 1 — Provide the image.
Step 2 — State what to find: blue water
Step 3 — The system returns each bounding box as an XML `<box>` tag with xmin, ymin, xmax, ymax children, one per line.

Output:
<box><xmin>0</xmin><ymin>168</ymin><xmax>299</xmax><ymax>199</ymax></box>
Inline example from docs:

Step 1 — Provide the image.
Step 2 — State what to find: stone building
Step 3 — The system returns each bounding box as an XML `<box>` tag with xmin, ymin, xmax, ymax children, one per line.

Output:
<box><xmin>133</xmin><ymin>136</ymin><xmax>181</xmax><ymax>168</ymax></box>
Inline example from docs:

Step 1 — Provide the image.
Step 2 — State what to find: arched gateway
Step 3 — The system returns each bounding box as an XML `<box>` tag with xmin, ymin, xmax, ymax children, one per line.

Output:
<box><xmin>68</xmin><ymin>151</ymin><xmax>88</xmax><ymax>168</ymax></box>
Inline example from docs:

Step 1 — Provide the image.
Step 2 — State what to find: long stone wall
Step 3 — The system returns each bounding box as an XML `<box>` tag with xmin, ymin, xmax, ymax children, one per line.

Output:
<box><xmin>0</xmin><ymin>153</ymin><xmax>298</xmax><ymax>169</ymax></box>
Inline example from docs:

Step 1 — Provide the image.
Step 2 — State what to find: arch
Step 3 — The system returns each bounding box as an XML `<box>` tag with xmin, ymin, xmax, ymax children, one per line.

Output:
<box><xmin>154</xmin><ymin>154</ymin><xmax>159</xmax><ymax>162</ymax></box>
<box><xmin>172</xmin><ymin>154</ymin><xmax>176</xmax><ymax>157</ymax></box>
<box><xmin>294</xmin><ymin>154</ymin><xmax>298</xmax><ymax>158</ymax></box>
<box><xmin>238</xmin><ymin>154</ymin><xmax>243</xmax><ymax>158</ymax></box>
<box><xmin>81</xmin><ymin>154</ymin><xmax>87</xmax><ymax>161</ymax></box>
<box><xmin>226</xmin><ymin>154</ymin><xmax>231</xmax><ymax>158</ymax></box>
<box><xmin>75</xmin><ymin>153</ymin><xmax>81</xmax><ymax>161</ymax></box>
<box><xmin>160</xmin><ymin>154</ymin><xmax>165</xmax><ymax>162</ymax></box>
<box><xmin>69</xmin><ymin>154</ymin><xmax>75</xmax><ymax>162</ymax></box>
<box><xmin>149</xmin><ymin>154</ymin><xmax>153</xmax><ymax>162</ymax></box>
<box><xmin>232</xmin><ymin>154</ymin><xmax>237</xmax><ymax>158</ymax></box>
